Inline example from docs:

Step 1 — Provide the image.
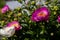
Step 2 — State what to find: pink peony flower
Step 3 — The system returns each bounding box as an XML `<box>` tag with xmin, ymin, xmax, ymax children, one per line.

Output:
<box><xmin>6</xmin><ymin>21</ymin><xmax>22</xmax><ymax>30</ymax></box>
<box><xmin>1</xmin><ymin>5</ymin><xmax>10</xmax><ymax>13</ymax></box>
<box><xmin>57</xmin><ymin>15</ymin><xmax>60</xmax><ymax>23</ymax></box>
<box><xmin>31</xmin><ymin>7</ymin><xmax>50</xmax><ymax>22</ymax></box>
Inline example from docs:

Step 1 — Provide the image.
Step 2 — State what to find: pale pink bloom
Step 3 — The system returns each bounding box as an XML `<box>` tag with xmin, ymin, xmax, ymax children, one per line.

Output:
<box><xmin>1</xmin><ymin>5</ymin><xmax>10</xmax><ymax>13</ymax></box>
<box><xmin>6</xmin><ymin>21</ymin><xmax>22</xmax><ymax>30</ymax></box>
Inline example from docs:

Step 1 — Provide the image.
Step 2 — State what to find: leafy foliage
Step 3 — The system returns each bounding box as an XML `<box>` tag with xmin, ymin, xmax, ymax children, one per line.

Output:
<box><xmin>0</xmin><ymin>0</ymin><xmax>5</xmax><ymax>8</ymax></box>
<box><xmin>0</xmin><ymin>0</ymin><xmax>60</xmax><ymax>40</ymax></box>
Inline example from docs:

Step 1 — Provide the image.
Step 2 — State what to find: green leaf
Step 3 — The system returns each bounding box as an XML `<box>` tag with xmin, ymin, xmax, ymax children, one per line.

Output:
<box><xmin>26</xmin><ymin>31</ymin><xmax>34</xmax><ymax>35</ymax></box>
<box><xmin>24</xmin><ymin>38</ymin><xmax>29</xmax><ymax>40</ymax></box>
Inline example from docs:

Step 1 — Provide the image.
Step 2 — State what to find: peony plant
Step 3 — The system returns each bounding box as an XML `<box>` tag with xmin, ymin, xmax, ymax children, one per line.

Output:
<box><xmin>0</xmin><ymin>0</ymin><xmax>60</xmax><ymax>40</ymax></box>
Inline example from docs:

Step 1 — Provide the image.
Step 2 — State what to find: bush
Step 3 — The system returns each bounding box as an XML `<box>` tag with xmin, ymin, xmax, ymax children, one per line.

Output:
<box><xmin>0</xmin><ymin>0</ymin><xmax>60</xmax><ymax>40</ymax></box>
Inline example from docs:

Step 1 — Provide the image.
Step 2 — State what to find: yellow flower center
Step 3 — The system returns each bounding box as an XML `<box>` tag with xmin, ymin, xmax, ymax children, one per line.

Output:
<box><xmin>12</xmin><ymin>24</ymin><xmax>19</xmax><ymax>28</ymax></box>
<box><xmin>37</xmin><ymin>12</ymin><xmax>46</xmax><ymax>17</ymax></box>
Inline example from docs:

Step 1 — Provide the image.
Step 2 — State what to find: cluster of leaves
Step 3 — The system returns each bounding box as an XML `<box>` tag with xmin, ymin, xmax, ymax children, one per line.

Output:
<box><xmin>0</xmin><ymin>0</ymin><xmax>60</xmax><ymax>40</ymax></box>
